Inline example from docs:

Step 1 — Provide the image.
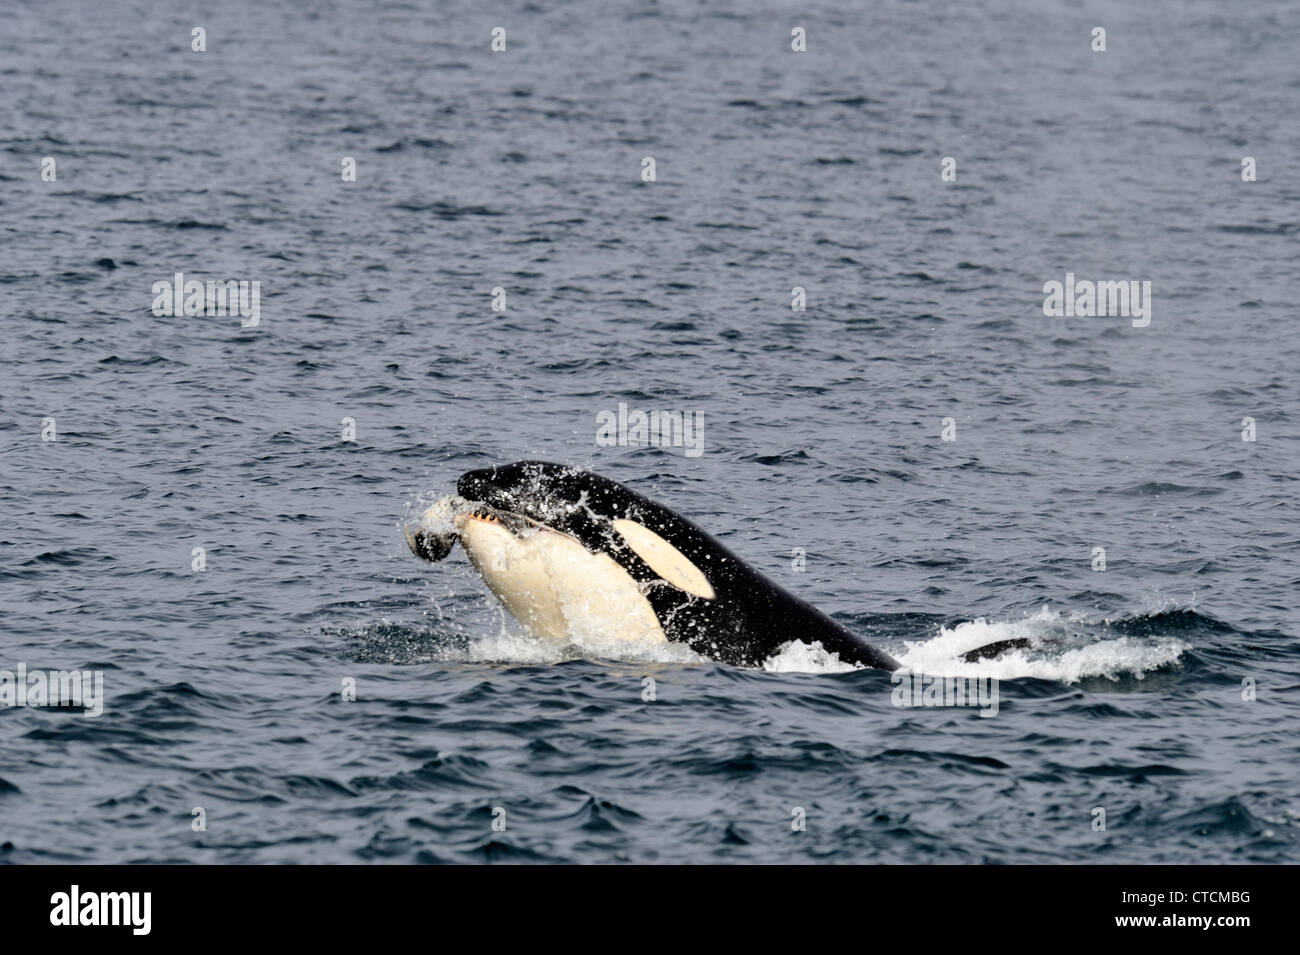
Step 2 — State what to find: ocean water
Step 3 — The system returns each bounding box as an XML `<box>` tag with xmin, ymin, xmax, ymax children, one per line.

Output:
<box><xmin>1</xmin><ymin>0</ymin><xmax>1297</xmax><ymax>864</ymax></box>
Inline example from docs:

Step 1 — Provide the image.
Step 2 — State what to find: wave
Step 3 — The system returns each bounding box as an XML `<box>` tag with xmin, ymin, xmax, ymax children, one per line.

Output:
<box><xmin>893</xmin><ymin>606</ymin><xmax>1190</xmax><ymax>683</ymax></box>
<box><xmin>341</xmin><ymin>604</ymin><xmax>1199</xmax><ymax>684</ymax></box>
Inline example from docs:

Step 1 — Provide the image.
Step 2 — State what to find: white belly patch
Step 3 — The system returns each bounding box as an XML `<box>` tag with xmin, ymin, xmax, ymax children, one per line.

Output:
<box><xmin>457</xmin><ymin>516</ymin><xmax>667</xmax><ymax>647</ymax></box>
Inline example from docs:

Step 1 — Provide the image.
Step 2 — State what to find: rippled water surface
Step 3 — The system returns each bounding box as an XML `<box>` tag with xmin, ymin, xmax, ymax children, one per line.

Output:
<box><xmin>1</xmin><ymin>0</ymin><xmax>1298</xmax><ymax>863</ymax></box>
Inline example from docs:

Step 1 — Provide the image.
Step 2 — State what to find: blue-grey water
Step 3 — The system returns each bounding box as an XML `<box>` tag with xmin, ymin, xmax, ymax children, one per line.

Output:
<box><xmin>1</xmin><ymin>0</ymin><xmax>1297</xmax><ymax>864</ymax></box>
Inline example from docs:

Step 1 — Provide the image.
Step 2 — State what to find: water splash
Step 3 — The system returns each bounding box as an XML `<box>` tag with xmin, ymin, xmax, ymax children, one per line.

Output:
<box><xmin>895</xmin><ymin>606</ymin><xmax>1190</xmax><ymax>683</ymax></box>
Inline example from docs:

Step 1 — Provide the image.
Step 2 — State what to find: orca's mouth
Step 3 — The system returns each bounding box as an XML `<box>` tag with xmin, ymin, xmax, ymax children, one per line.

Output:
<box><xmin>405</xmin><ymin>493</ymin><xmax>554</xmax><ymax>564</ymax></box>
<box><xmin>459</xmin><ymin>504</ymin><xmax>549</xmax><ymax>538</ymax></box>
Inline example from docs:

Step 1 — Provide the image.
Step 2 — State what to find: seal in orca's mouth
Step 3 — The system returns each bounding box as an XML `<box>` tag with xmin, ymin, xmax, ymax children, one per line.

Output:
<box><xmin>405</xmin><ymin>461</ymin><xmax>901</xmax><ymax>669</ymax></box>
<box><xmin>403</xmin><ymin>496</ymin><xmax>533</xmax><ymax>563</ymax></box>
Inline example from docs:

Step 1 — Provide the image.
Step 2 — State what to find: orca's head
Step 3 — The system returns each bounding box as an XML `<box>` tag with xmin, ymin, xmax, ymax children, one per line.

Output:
<box><xmin>404</xmin><ymin>461</ymin><xmax>617</xmax><ymax>564</ymax></box>
<box><xmin>455</xmin><ymin>460</ymin><xmax>630</xmax><ymax>526</ymax></box>
<box><xmin>406</xmin><ymin>461</ymin><xmax>719</xmax><ymax>609</ymax></box>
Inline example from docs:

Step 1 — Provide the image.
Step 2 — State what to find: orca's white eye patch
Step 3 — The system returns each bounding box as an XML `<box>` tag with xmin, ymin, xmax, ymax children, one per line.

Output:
<box><xmin>612</xmin><ymin>519</ymin><xmax>716</xmax><ymax>600</ymax></box>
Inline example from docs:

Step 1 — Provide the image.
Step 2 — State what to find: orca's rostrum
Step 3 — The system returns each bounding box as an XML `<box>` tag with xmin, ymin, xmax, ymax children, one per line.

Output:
<box><xmin>406</xmin><ymin>461</ymin><xmax>900</xmax><ymax>670</ymax></box>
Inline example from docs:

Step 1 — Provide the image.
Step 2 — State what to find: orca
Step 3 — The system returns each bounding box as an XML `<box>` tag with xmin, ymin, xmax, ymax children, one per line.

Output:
<box><xmin>404</xmin><ymin>461</ymin><xmax>900</xmax><ymax>670</ymax></box>
<box><xmin>959</xmin><ymin>637</ymin><xmax>1034</xmax><ymax>663</ymax></box>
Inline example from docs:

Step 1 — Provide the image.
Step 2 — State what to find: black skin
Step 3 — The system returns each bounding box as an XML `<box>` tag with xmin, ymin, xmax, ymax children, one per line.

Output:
<box><xmin>433</xmin><ymin>461</ymin><xmax>902</xmax><ymax>671</ymax></box>
<box><xmin>960</xmin><ymin>637</ymin><xmax>1033</xmax><ymax>662</ymax></box>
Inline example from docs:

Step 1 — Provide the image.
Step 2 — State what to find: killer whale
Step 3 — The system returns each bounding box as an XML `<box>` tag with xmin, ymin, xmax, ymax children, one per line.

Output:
<box><xmin>405</xmin><ymin>461</ymin><xmax>901</xmax><ymax>670</ymax></box>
